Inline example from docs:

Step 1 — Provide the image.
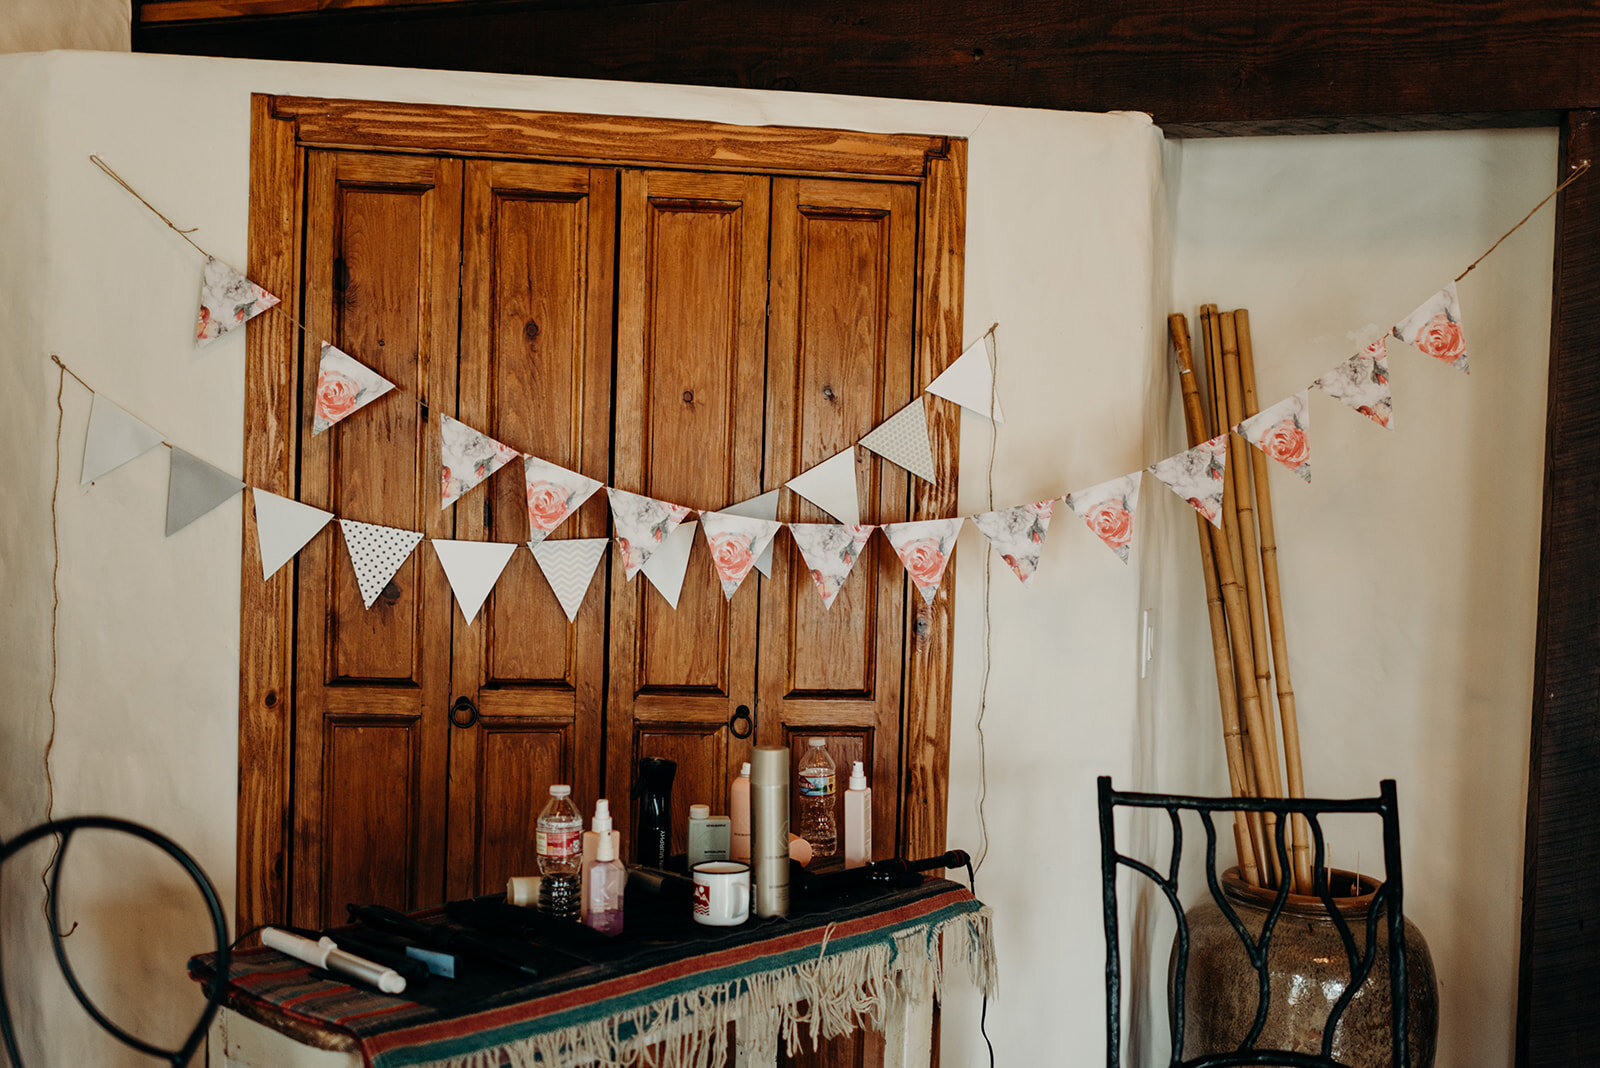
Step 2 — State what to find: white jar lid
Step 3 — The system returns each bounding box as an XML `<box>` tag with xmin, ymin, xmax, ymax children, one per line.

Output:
<box><xmin>689</xmin><ymin>803</ymin><xmax>710</xmax><ymax>819</ymax></box>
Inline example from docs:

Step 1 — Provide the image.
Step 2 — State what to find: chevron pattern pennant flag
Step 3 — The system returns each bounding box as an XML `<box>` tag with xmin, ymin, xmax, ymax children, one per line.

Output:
<box><xmin>970</xmin><ymin>500</ymin><xmax>1056</xmax><ymax>585</ymax></box>
<box><xmin>882</xmin><ymin>518</ymin><xmax>963</xmax><ymax>604</ymax></box>
<box><xmin>166</xmin><ymin>447</ymin><xmax>244</xmax><ymax>536</ymax></box>
<box><xmin>1392</xmin><ymin>281</ymin><xmax>1468</xmax><ymax>373</ymax></box>
<box><xmin>607</xmin><ymin>488</ymin><xmax>693</xmax><ymax>580</ymax></box>
<box><xmin>699</xmin><ymin>511</ymin><xmax>783</xmax><ymax>600</ymax></box>
<box><xmin>523</xmin><ymin>455</ymin><xmax>603</xmax><ymax>547</ymax></box>
<box><xmin>530</xmin><ymin>538</ymin><xmax>608</xmax><ymax>622</ymax></box>
<box><xmin>1065</xmin><ymin>474</ymin><xmax>1141</xmax><ymax>564</ymax></box>
<box><xmin>431</xmin><ymin>539</ymin><xmax>518</xmax><ymax>625</ymax></box>
<box><xmin>859</xmin><ymin>397</ymin><xmax>936</xmax><ymax>484</ymax></box>
<box><xmin>312</xmin><ymin>343</ymin><xmax>396</xmax><ymax>434</ymax></box>
<box><xmin>440</xmin><ymin>415</ymin><xmax>520</xmax><ymax>510</ymax></box>
<box><xmin>1147</xmin><ymin>435</ymin><xmax>1228</xmax><ymax>528</ymax></box>
<box><xmin>1313</xmin><ymin>337</ymin><xmax>1393</xmax><ymax>430</ymax></box>
<box><xmin>252</xmin><ymin>489</ymin><xmax>333</xmax><ymax>580</ymax></box>
<box><xmin>81</xmin><ymin>394</ymin><xmax>164</xmax><ymax>485</ymax></box>
<box><xmin>195</xmin><ymin>256</ymin><xmax>279</xmax><ymax>346</ymax></box>
<box><xmin>788</xmin><ymin>523</ymin><xmax>876</xmax><ymax>610</ymax></box>
<box><xmin>1237</xmin><ymin>391</ymin><xmax>1312</xmax><ymax>483</ymax></box>
<box><xmin>340</xmin><ymin>520</ymin><xmax>424</xmax><ymax>609</ymax></box>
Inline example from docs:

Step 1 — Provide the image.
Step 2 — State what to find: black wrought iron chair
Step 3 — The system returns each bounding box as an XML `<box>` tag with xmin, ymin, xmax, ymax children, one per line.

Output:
<box><xmin>0</xmin><ymin>816</ymin><xmax>230</xmax><ymax>1066</ymax></box>
<box><xmin>1097</xmin><ymin>777</ymin><xmax>1411</xmax><ymax>1068</ymax></box>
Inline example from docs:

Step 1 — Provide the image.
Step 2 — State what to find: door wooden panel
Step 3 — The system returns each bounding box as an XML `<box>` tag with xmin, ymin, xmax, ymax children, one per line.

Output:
<box><xmin>291</xmin><ymin>151</ymin><xmax>463</xmax><ymax>927</ymax></box>
<box><xmin>761</xmin><ymin>177</ymin><xmax>918</xmax><ymax>864</ymax></box>
<box><xmin>447</xmin><ymin>160</ymin><xmax>617</xmax><ymax>897</ymax></box>
<box><xmin>608</xmin><ymin>169</ymin><xmax>770</xmax><ymax>851</ymax></box>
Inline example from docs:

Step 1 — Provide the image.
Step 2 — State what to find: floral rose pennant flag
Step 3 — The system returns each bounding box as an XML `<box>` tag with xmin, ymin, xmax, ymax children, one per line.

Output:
<box><xmin>1312</xmin><ymin>337</ymin><xmax>1393</xmax><ymax>430</ymax></box>
<box><xmin>607</xmin><ymin>487</ymin><xmax>693</xmax><ymax>580</ymax></box>
<box><xmin>440</xmin><ymin>414</ymin><xmax>520</xmax><ymax>510</ymax></box>
<box><xmin>523</xmin><ymin>454</ymin><xmax>603</xmax><ymax>547</ymax></box>
<box><xmin>339</xmin><ymin>519</ymin><xmax>424</xmax><ymax>609</ymax></box>
<box><xmin>787</xmin><ymin>523</ymin><xmax>876</xmax><ymax>610</ymax></box>
<box><xmin>1147</xmin><ymin>434</ymin><xmax>1228</xmax><ymax>528</ymax></box>
<box><xmin>312</xmin><ymin>343</ymin><xmax>396</xmax><ymax>434</ymax></box>
<box><xmin>1065</xmin><ymin>474</ymin><xmax>1142</xmax><ymax>564</ymax></box>
<box><xmin>1392</xmin><ymin>281</ymin><xmax>1468</xmax><ymax>373</ymax></box>
<box><xmin>699</xmin><ymin>511</ymin><xmax>783</xmax><ymax>600</ymax></box>
<box><xmin>882</xmin><ymin>518</ymin><xmax>963</xmax><ymax>605</ymax></box>
<box><xmin>970</xmin><ymin>500</ymin><xmax>1056</xmax><ymax>585</ymax></box>
<box><xmin>1237</xmin><ymin>391</ymin><xmax>1312</xmax><ymax>483</ymax></box>
<box><xmin>196</xmin><ymin>256</ymin><xmax>280</xmax><ymax>346</ymax></box>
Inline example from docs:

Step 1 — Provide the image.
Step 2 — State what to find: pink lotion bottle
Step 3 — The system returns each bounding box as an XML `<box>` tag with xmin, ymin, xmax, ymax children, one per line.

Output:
<box><xmin>730</xmin><ymin>762</ymin><xmax>752</xmax><ymax>863</ymax></box>
<box><xmin>584</xmin><ymin>825</ymin><xmax>625</xmax><ymax>935</ymax></box>
<box><xmin>844</xmin><ymin>761</ymin><xmax>871</xmax><ymax>869</ymax></box>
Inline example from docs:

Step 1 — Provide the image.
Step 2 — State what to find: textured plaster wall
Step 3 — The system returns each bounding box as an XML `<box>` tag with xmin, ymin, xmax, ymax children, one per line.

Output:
<box><xmin>1</xmin><ymin>0</ymin><xmax>129</xmax><ymax>52</ymax></box>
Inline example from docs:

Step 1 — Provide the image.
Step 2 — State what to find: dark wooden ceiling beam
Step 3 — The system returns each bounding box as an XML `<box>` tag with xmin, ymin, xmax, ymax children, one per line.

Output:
<box><xmin>135</xmin><ymin>1</ymin><xmax>1600</xmax><ymax>130</ymax></box>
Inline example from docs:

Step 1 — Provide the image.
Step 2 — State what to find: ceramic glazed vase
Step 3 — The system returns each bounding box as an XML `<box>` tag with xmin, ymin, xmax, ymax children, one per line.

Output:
<box><xmin>1175</xmin><ymin>867</ymin><xmax>1438</xmax><ymax>1066</ymax></box>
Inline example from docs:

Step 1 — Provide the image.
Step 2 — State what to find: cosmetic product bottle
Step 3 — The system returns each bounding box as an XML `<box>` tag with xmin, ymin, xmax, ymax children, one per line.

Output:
<box><xmin>730</xmin><ymin>762</ymin><xmax>752</xmax><ymax>862</ymax></box>
<box><xmin>844</xmin><ymin>761</ymin><xmax>871</xmax><ymax>868</ymax></box>
<box><xmin>535</xmin><ymin>785</ymin><xmax>582</xmax><ymax>918</ymax></box>
<box><xmin>751</xmin><ymin>746</ymin><xmax>790</xmax><ymax>917</ymax></box>
<box><xmin>687</xmin><ymin>804</ymin><xmax>732</xmax><ymax>868</ymax></box>
<box><xmin>632</xmin><ymin>757</ymin><xmax>676</xmax><ymax>869</ymax></box>
<box><xmin>583</xmin><ymin>826</ymin><xmax>625</xmax><ymax>936</ymax></box>
<box><xmin>580</xmin><ymin>799</ymin><xmax>621</xmax><ymax>924</ymax></box>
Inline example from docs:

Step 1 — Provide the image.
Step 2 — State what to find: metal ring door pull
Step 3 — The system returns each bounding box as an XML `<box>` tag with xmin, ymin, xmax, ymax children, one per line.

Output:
<box><xmin>450</xmin><ymin>696</ymin><xmax>479</xmax><ymax>729</ymax></box>
<box><xmin>729</xmin><ymin>704</ymin><xmax>754</xmax><ymax>739</ymax></box>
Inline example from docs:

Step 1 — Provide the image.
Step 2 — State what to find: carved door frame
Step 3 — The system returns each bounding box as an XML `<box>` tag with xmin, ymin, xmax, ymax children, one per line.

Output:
<box><xmin>238</xmin><ymin>94</ymin><xmax>966</xmax><ymax>932</ymax></box>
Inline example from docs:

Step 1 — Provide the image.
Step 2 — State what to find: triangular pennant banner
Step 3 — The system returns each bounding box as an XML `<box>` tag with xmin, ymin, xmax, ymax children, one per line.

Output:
<box><xmin>971</xmin><ymin>499</ymin><xmax>1057</xmax><ymax>585</ymax></box>
<box><xmin>882</xmin><ymin>518</ymin><xmax>963</xmax><ymax>605</ymax></box>
<box><xmin>1392</xmin><ymin>281</ymin><xmax>1468</xmax><ymax>373</ymax></box>
<box><xmin>252</xmin><ymin>488</ymin><xmax>333</xmax><ymax>580</ymax></box>
<box><xmin>81</xmin><ymin>393</ymin><xmax>164</xmax><ymax>485</ymax></box>
<box><xmin>431</xmin><ymin>539</ymin><xmax>518</xmax><ymax>625</ymax></box>
<box><xmin>1237</xmin><ymin>391</ymin><xmax>1312</xmax><ymax>483</ymax></box>
<box><xmin>440</xmin><ymin>414</ymin><xmax>520</xmax><ymax>510</ymax></box>
<box><xmin>699</xmin><ymin>511</ymin><xmax>783</xmax><ymax>600</ymax></box>
<box><xmin>340</xmin><ymin>520</ymin><xmax>424</xmax><ymax>609</ymax></box>
<box><xmin>530</xmin><ymin>538</ymin><xmax>608</xmax><ymax>622</ymax></box>
<box><xmin>722</xmin><ymin>490</ymin><xmax>782</xmax><ymax>577</ymax></box>
<box><xmin>1312</xmin><ymin>337</ymin><xmax>1393</xmax><ymax>430</ymax></box>
<box><xmin>608</xmin><ymin>488</ymin><xmax>693</xmax><ymax>580</ymax></box>
<box><xmin>196</xmin><ymin>256</ymin><xmax>280</xmax><ymax>346</ymax></box>
<box><xmin>1147</xmin><ymin>435</ymin><xmax>1228</xmax><ymax>528</ymax></box>
<box><xmin>640</xmin><ymin>521</ymin><xmax>697</xmax><ymax>609</ymax></box>
<box><xmin>926</xmin><ymin>333</ymin><xmax>1004</xmax><ymax>422</ymax></box>
<box><xmin>787</xmin><ymin>523</ymin><xmax>876</xmax><ymax>610</ymax></box>
<box><xmin>165</xmin><ymin>447</ymin><xmax>244</xmax><ymax>536</ymax></box>
<box><xmin>523</xmin><ymin>454</ymin><xmax>604</xmax><ymax>548</ymax></box>
<box><xmin>859</xmin><ymin>398</ymin><xmax>936</xmax><ymax>484</ymax></box>
<box><xmin>1065</xmin><ymin>475</ymin><xmax>1141</xmax><ymax>564</ymax></box>
<box><xmin>312</xmin><ymin>342</ymin><xmax>396</xmax><ymax>434</ymax></box>
<box><xmin>785</xmin><ymin>448</ymin><xmax>861</xmax><ymax>525</ymax></box>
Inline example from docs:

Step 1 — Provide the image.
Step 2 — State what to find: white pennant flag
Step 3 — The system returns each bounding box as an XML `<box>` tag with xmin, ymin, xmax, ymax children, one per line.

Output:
<box><xmin>530</xmin><ymin>538</ymin><xmax>608</xmax><ymax>622</ymax></box>
<box><xmin>312</xmin><ymin>342</ymin><xmax>396</xmax><ymax>434</ymax></box>
<box><xmin>252</xmin><ymin>489</ymin><xmax>333</xmax><ymax>580</ymax></box>
<box><xmin>340</xmin><ymin>520</ymin><xmax>424</xmax><ymax>609</ymax></box>
<box><xmin>431</xmin><ymin>539</ymin><xmax>518</xmax><ymax>625</ymax></box>
<box><xmin>859</xmin><ymin>397</ymin><xmax>937</xmax><ymax>484</ymax></box>
<box><xmin>81</xmin><ymin>394</ymin><xmax>164</xmax><ymax>485</ymax></box>
<box><xmin>785</xmin><ymin>447</ymin><xmax>861</xmax><ymax>525</ymax></box>
<box><xmin>639</xmin><ymin>520</ymin><xmax>698</xmax><ymax>609</ymax></box>
<box><xmin>166</xmin><ymin>447</ymin><xmax>244</xmax><ymax>536</ymax></box>
<box><xmin>926</xmin><ymin>333</ymin><xmax>1004</xmax><ymax>422</ymax></box>
<box><xmin>722</xmin><ymin>490</ymin><xmax>781</xmax><ymax>577</ymax></box>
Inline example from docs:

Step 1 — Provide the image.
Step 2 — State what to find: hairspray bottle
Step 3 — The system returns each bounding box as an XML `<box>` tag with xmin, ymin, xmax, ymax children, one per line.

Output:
<box><xmin>750</xmin><ymin>746</ymin><xmax>790</xmax><ymax>918</ymax></box>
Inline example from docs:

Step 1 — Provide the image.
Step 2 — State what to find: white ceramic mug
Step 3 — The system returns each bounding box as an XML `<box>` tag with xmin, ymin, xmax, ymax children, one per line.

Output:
<box><xmin>692</xmin><ymin>860</ymin><xmax>751</xmax><ymax>926</ymax></box>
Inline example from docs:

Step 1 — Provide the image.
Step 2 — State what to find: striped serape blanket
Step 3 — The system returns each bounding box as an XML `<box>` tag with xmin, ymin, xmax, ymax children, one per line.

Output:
<box><xmin>190</xmin><ymin>878</ymin><xmax>995</xmax><ymax>1068</ymax></box>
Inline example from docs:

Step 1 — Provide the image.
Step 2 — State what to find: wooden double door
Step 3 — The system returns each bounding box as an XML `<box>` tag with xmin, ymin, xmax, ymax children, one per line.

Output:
<box><xmin>288</xmin><ymin>150</ymin><xmax>921</xmax><ymax>929</ymax></box>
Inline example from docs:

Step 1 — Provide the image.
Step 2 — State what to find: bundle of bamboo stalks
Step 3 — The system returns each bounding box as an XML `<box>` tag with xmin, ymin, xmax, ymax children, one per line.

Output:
<box><xmin>1169</xmin><ymin>307</ymin><xmax>1313</xmax><ymax>894</ymax></box>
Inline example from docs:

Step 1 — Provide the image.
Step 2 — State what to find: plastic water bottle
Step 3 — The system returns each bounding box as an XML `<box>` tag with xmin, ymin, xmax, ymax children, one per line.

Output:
<box><xmin>797</xmin><ymin>739</ymin><xmax>838</xmax><ymax>857</ymax></box>
<box><xmin>536</xmin><ymin>784</ymin><xmax>583</xmax><ymax>918</ymax></box>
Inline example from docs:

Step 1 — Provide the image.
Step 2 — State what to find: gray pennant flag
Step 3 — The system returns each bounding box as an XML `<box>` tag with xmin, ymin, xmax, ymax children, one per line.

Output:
<box><xmin>166</xmin><ymin>447</ymin><xmax>245</xmax><ymax>536</ymax></box>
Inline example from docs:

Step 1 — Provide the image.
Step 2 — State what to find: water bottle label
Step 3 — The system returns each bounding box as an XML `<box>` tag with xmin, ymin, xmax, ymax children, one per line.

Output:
<box><xmin>800</xmin><ymin>771</ymin><xmax>835</xmax><ymax>797</ymax></box>
<box><xmin>537</xmin><ymin>828</ymin><xmax>580</xmax><ymax>857</ymax></box>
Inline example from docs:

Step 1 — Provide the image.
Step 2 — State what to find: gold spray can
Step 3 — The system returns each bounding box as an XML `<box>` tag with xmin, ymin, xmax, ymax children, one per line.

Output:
<box><xmin>750</xmin><ymin>745</ymin><xmax>790</xmax><ymax>918</ymax></box>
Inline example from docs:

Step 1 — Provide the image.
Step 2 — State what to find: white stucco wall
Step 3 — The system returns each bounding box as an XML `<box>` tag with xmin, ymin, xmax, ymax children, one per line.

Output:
<box><xmin>0</xmin><ymin>50</ymin><xmax>1169</xmax><ymax>1066</ymax></box>
<box><xmin>0</xmin><ymin>2</ymin><xmax>129</xmax><ymax>52</ymax></box>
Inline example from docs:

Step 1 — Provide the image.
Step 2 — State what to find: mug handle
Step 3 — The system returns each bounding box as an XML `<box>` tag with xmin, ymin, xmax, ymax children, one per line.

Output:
<box><xmin>735</xmin><ymin>880</ymin><xmax>750</xmax><ymax>920</ymax></box>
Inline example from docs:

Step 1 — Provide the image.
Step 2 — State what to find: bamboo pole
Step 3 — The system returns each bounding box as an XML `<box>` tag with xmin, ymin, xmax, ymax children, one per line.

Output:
<box><xmin>1202</xmin><ymin>307</ymin><xmax>1282</xmax><ymax>887</ymax></box>
<box><xmin>1169</xmin><ymin>313</ymin><xmax>1261</xmax><ymax>887</ymax></box>
<box><xmin>1235</xmin><ymin>310</ymin><xmax>1314</xmax><ymax>893</ymax></box>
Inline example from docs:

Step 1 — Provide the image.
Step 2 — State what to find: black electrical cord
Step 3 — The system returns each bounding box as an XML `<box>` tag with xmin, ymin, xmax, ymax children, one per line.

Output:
<box><xmin>961</xmin><ymin>857</ymin><xmax>995</xmax><ymax>1068</ymax></box>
